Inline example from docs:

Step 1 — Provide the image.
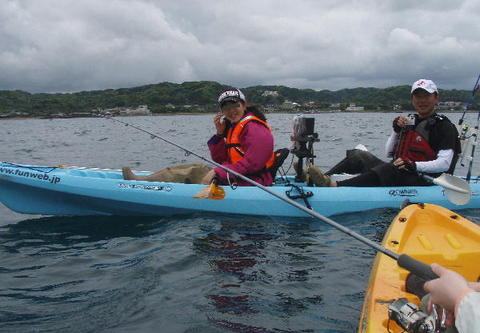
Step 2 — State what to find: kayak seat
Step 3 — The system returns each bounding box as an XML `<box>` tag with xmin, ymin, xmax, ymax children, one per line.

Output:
<box><xmin>270</xmin><ymin>148</ymin><xmax>290</xmax><ymax>179</ymax></box>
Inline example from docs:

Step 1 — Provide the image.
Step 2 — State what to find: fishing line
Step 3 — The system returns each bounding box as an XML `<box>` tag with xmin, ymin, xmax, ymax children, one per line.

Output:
<box><xmin>103</xmin><ymin>114</ymin><xmax>439</xmax><ymax>281</ymax></box>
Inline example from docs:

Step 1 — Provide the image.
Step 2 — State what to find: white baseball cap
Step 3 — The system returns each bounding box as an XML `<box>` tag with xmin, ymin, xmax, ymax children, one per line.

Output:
<box><xmin>411</xmin><ymin>79</ymin><xmax>438</xmax><ymax>94</ymax></box>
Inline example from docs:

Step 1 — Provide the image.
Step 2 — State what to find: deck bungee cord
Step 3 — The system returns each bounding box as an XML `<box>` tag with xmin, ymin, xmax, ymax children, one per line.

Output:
<box><xmin>103</xmin><ymin>114</ymin><xmax>472</xmax><ymax>282</ymax></box>
<box><xmin>0</xmin><ymin>162</ymin><xmax>57</xmax><ymax>174</ymax></box>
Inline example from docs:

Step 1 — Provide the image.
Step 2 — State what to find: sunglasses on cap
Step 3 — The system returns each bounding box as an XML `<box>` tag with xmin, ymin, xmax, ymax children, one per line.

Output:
<box><xmin>220</xmin><ymin>101</ymin><xmax>241</xmax><ymax>112</ymax></box>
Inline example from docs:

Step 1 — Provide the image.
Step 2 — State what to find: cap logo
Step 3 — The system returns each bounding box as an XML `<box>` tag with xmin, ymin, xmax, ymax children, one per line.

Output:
<box><xmin>411</xmin><ymin>79</ymin><xmax>437</xmax><ymax>94</ymax></box>
<box><xmin>218</xmin><ymin>89</ymin><xmax>246</xmax><ymax>104</ymax></box>
<box><xmin>219</xmin><ymin>90</ymin><xmax>240</xmax><ymax>101</ymax></box>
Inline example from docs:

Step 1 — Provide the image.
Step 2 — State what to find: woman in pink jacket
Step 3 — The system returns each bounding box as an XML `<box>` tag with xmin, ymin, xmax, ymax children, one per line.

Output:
<box><xmin>122</xmin><ymin>88</ymin><xmax>275</xmax><ymax>186</ymax></box>
<box><xmin>201</xmin><ymin>88</ymin><xmax>275</xmax><ymax>186</ymax></box>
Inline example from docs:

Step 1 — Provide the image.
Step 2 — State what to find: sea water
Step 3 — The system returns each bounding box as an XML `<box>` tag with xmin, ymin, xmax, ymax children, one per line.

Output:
<box><xmin>1</xmin><ymin>112</ymin><xmax>479</xmax><ymax>332</ymax></box>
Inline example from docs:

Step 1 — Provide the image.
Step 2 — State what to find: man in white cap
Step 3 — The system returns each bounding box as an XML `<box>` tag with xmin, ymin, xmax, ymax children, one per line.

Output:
<box><xmin>307</xmin><ymin>79</ymin><xmax>461</xmax><ymax>187</ymax></box>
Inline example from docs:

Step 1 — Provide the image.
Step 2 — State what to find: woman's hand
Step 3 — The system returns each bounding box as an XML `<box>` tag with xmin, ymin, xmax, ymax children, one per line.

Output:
<box><xmin>214</xmin><ymin>113</ymin><xmax>226</xmax><ymax>136</ymax></box>
<box><xmin>200</xmin><ymin>169</ymin><xmax>217</xmax><ymax>184</ymax></box>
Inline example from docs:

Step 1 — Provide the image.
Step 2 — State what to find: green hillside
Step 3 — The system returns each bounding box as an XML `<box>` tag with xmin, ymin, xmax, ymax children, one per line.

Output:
<box><xmin>0</xmin><ymin>81</ymin><xmax>476</xmax><ymax>118</ymax></box>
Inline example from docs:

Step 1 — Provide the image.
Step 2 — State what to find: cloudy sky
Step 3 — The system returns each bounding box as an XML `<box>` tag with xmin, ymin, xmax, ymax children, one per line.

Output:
<box><xmin>1</xmin><ymin>0</ymin><xmax>479</xmax><ymax>93</ymax></box>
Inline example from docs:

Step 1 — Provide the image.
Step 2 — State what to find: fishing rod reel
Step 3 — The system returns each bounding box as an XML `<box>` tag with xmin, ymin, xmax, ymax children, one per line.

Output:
<box><xmin>291</xmin><ymin>115</ymin><xmax>319</xmax><ymax>182</ymax></box>
<box><xmin>388</xmin><ymin>298</ymin><xmax>446</xmax><ymax>333</ymax></box>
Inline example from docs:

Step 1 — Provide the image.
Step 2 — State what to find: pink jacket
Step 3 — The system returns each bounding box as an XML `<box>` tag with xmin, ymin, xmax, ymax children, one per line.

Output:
<box><xmin>207</xmin><ymin>116</ymin><xmax>274</xmax><ymax>186</ymax></box>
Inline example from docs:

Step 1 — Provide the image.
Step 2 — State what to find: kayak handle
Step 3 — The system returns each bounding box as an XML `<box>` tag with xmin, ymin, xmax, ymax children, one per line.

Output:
<box><xmin>397</xmin><ymin>254</ymin><xmax>439</xmax><ymax>281</ymax></box>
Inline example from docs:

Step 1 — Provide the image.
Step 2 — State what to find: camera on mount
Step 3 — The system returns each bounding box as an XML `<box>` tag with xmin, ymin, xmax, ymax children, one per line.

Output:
<box><xmin>291</xmin><ymin>115</ymin><xmax>320</xmax><ymax>182</ymax></box>
<box><xmin>406</xmin><ymin>114</ymin><xmax>416</xmax><ymax>127</ymax></box>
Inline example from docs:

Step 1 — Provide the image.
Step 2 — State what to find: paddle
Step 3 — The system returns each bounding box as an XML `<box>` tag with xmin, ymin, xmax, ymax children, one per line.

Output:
<box><xmin>104</xmin><ymin>115</ymin><xmax>440</xmax><ymax>281</ymax></box>
<box><xmin>420</xmin><ymin>173</ymin><xmax>471</xmax><ymax>205</ymax></box>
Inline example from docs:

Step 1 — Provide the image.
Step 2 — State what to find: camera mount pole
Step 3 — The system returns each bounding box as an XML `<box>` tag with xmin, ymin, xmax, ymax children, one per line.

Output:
<box><xmin>291</xmin><ymin>116</ymin><xmax>319</xmax><ymax>182</ymax></box>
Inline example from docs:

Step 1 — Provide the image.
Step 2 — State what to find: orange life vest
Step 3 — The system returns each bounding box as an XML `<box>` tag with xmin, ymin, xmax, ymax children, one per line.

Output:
<box><xmin>225</xmin><ymin>115</ymin><xmax>275</xmax><ymax>169</ymax></box>
<box><xmin>395</xmin><ymin>117</ymin><xmax>437</xmax><ymax>162</ymax></box>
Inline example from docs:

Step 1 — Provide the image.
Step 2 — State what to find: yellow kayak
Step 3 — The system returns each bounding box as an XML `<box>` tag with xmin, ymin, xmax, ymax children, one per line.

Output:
<box><xmin>358</xmin><ymin>203</ymin><xmax>480</xmax><ymax>332</ymax></box>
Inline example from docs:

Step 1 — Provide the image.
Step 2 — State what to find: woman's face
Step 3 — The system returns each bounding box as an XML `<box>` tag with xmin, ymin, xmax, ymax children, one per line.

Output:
<box><xmin>221</xmin><ymin>101</ymin><xmax>246</xmax><ymax>123</ymax></box>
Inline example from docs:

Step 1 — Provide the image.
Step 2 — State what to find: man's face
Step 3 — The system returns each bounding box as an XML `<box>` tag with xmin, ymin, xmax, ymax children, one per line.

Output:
<box><xmin>411</xmin><ymin>89</ymin><xmax>439</xmax><ymax>118</ymax></box>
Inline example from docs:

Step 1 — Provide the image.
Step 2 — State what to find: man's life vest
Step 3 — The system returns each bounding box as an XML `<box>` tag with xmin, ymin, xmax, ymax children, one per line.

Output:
<box><xmin>225</xmin><ymin>115</ymin><xmax>275</xmax><ymax>171</ymax></box>
<box><xmin>395</xmin><ymin>116</ymin><xmax>437</xmax><ymax>162</ymax></box>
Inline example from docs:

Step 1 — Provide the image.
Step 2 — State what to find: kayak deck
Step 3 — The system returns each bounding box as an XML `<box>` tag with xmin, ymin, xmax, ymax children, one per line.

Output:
<box><xmin>358</xmin><ymin>203</ymin><xmax>480</xmax><ymax>332</ymax></box>
<box><xmin>1</xmin><ymin>162</ymin><xmax>480</xmax><ymax>217</ymax></box>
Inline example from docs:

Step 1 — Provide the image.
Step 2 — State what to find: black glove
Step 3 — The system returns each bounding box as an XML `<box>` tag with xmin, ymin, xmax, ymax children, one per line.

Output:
<box><xmin>402</xmin><ymin>158</ymin><xmax>417</xmax><ymax>172</ymax></box>
<box><xmin>392</xmin><ymin>116</ymin><xmax>402</xmax><ymax>133</ymax></box>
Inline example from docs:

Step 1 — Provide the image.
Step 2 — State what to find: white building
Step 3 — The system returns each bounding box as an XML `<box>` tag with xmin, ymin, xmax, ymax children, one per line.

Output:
<box><xmin>262</xmin><ymin>90</ymin><xmax>279</xmax><ymax>97</ymax></box>
<box><xmin>345</xmin><ymin>103</ymin><xmax>365</xmax><ymax>111</ymax></box>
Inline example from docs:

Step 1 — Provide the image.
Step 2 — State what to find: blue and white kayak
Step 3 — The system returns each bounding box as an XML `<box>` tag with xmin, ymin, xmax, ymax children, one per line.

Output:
<box><xmin>0</xmin><ymin>162</ymin><xmax>479</xmax><ymax>217</ymax></box>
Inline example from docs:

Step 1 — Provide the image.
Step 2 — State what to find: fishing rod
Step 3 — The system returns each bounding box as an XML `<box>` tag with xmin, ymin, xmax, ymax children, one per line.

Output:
<box><xmin>465</xmin><ymin>111</ymin><xmax>480</xmax><ymax>182</ymax></box>
<box><xmin>458</xmin><ymin>73</ymin><xmax>480</xmax><ymax>126</ymax></box>
<box><xmin>104</xmin><ymin>114</ymin><xmax>440</xmax><ymax>281</ymax></box>
<box><xmin>457</xmin><ymin>74</ymin><xmax>480</xmax><ymax>182</ymax></box>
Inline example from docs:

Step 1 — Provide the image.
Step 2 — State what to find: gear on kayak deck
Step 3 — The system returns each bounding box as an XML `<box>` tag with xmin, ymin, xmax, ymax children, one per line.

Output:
<box><xmin>290</xmin><ymin>115</ymin><xmax>319</xmax><ymax>182</ymax></box>
<box><xmin>388</xmin><ymin>298</ymin><xmax>446</xmax><ymax>333</ymax></box>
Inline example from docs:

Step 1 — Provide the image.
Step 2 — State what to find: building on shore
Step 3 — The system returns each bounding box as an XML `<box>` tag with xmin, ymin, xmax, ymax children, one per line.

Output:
<box><xmin>94</xmin><ymin>105</ymin><xmax>152</xmax><ymax>116</ymax></box>
<box><xmin>345</xmin><ymin>103</ymin><xmax>365</xmax><ymax>111</ymax></box>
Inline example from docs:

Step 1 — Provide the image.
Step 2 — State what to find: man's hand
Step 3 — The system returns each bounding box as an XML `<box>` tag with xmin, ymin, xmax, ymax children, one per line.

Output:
<box><xmin>393</xmin><ymin>116</ymin><xmax>408</xmax><ymax>133</ymax></box>
<box><xmin>393</xmin><ymin>157</ymin><xmax>416</xmax><ymax>172</ymax></box>
<box><xmin>424</xmin><ymin>263</ymin><xmax>474</xmax><ymax>314</ymax></box>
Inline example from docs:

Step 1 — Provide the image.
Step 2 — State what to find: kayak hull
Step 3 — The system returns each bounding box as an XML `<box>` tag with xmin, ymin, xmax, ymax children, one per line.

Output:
<box><xmin>358</xmin><ymin>203</ymin><xmax>480</xmax><ymax>332</ymax></box>
<box><xmin>1</xmin><ymin>162</ymin><xmax>480</xmax><ymax>217</ymax></box>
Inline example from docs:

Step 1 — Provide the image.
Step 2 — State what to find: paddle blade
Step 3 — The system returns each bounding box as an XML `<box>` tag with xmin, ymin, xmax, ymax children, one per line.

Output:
<box><xmin>194</xmin><ymin>183</ymin><xmax>225</xmax><ymax>200</ymax></box>
<box><xmin>433</xmin><ymin>174</ymin><xmax>472</xmax><ymax>205</ymax></box>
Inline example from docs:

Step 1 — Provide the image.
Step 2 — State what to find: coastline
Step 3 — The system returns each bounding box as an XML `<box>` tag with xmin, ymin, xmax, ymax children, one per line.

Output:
<box><xmin>1</xmin><ymin>109</ymin><xmax>475</xmax><ymax>120</ymax></box>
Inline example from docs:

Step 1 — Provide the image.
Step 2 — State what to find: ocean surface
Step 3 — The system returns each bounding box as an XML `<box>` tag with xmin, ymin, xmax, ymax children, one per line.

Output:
<box><xmin>1</xmin><ymin>112</ymin><xmax>480</xmax><ymax>332</ymax></box>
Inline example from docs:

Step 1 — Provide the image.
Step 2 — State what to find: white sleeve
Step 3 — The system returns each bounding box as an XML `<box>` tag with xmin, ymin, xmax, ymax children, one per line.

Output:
<box><xmin>385</xmin><ymin>130</ymin><xmax>399</xmax><ymax>158</ymax></box>
<box><xmin>415</xmin><ymin>149</ymin><xmax>454</xmax><ymax>174</ymax></box>
<box><xmin>455</xmin><ymin>292</ymin><xmax>480</xmax><ymax>333</ymax></box>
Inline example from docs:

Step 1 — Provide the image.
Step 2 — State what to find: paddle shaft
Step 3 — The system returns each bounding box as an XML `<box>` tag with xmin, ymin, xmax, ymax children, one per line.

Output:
<box><xmin>107</xmin><ymin>116</ymin><xmax>438</xmax><ymax>281</ymax></box>
<box><xmin>419</xmin><ymin>173</ymin><xmax>468</xmax><ymax>193</ymax></box>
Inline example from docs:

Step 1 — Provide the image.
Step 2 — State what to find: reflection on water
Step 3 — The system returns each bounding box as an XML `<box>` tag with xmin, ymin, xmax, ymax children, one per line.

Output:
<box><xmin>191</xmin><ymin>216</ymin><xmax>365</xmax><ymax>332</ymax></box>
<box><xmin>2</xmin><ymin>215</ymin><xmax>165</xmax><ymax>243</ymax></box>
<box><xmin>1</xmin><ymin>199</ymin><xmax>478</xmax><ymax>332</ymax></box>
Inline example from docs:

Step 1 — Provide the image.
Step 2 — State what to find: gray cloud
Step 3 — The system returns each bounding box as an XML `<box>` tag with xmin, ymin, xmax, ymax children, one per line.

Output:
<box><xmin>0</xmin><ymin>0</ymin><xmax>479</xmax><ymax>93</ymax></box>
